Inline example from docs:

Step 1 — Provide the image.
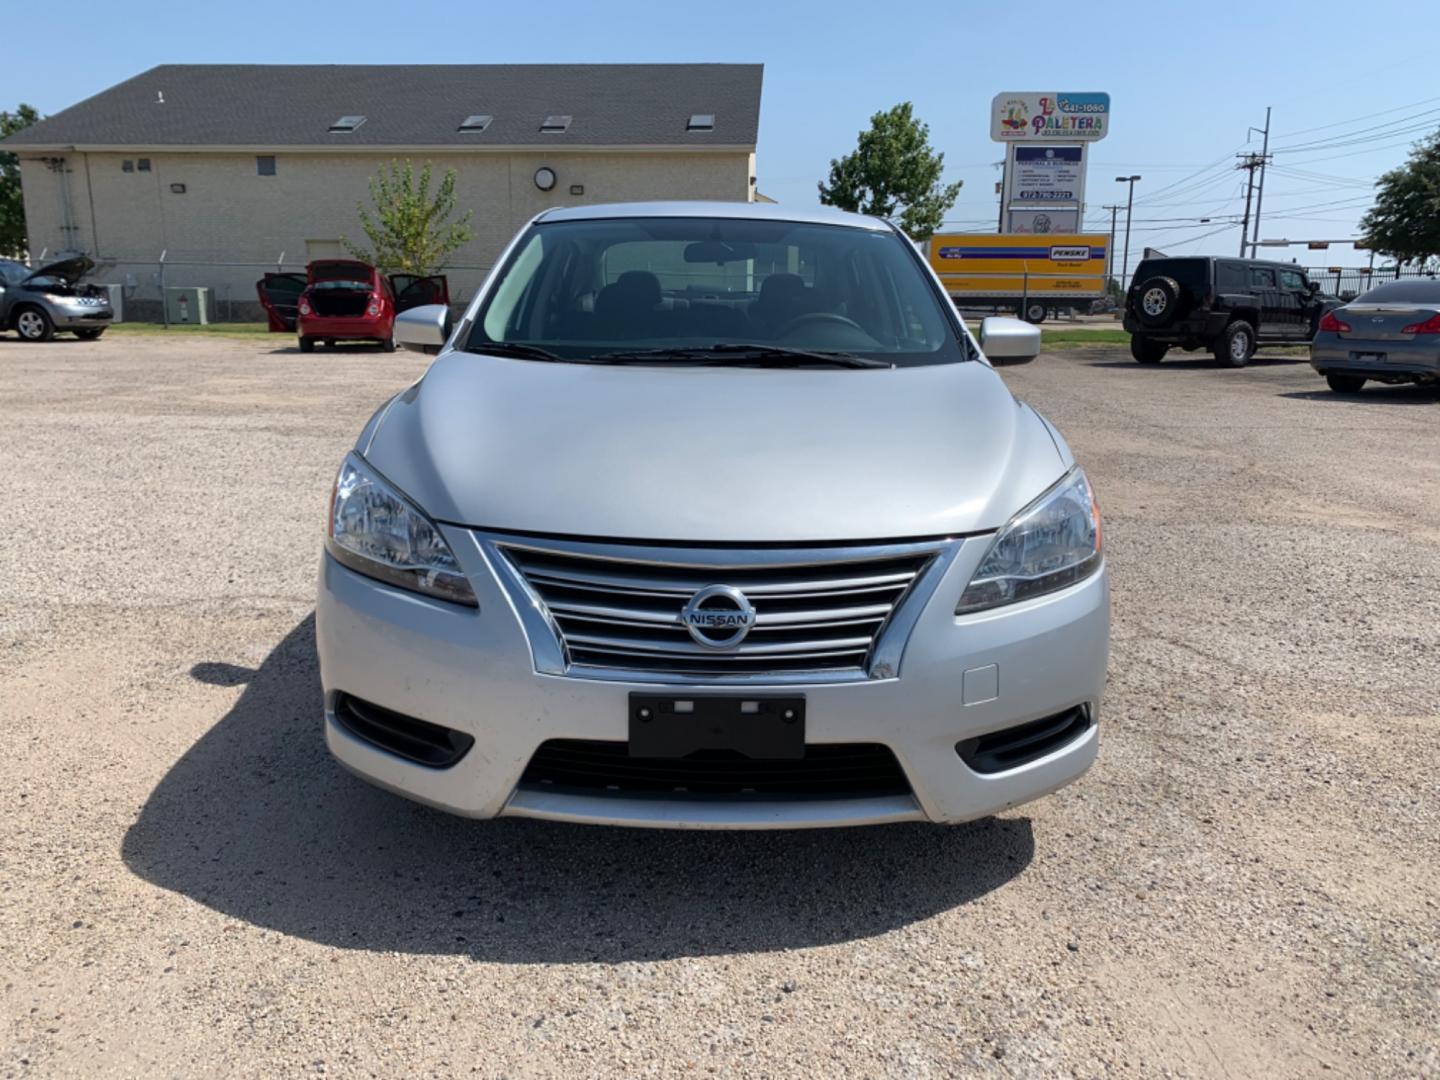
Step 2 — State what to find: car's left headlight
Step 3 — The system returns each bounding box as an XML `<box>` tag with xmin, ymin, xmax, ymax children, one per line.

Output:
<box><xmin>327</xmin><ymin>453</ymin><xmax>477</xmax><ymax>607</ymax></box>
<box><xmin>956</xmin><ymin>467</ymin><xmax>1102</xmax><ymax>614</ymax></box>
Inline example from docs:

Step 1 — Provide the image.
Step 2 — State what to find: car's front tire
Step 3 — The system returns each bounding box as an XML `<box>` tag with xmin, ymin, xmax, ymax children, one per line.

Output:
<box><xmin>14</xmin><ymin>306</ymin><xmax>54</xmax><ymax>342</ymax></box>
<box><xmin>1213</xmin><ymin>321</ymin><xmax>1255</xmax><ymax>367</ymax></box>
<box><xmin>1325</xmin><ymin>373</ymin><xmax>1365</xmax><ymax>394</ymax></box>
<box><xmin>298</xmin><ymin>336</ymin><xmax>315</xmax><ymax>353</ymax></box>
<box><xmin>1130</xmin><ymin>337</ymin><xmax>1168</xmax><ymax>364</ymax></box>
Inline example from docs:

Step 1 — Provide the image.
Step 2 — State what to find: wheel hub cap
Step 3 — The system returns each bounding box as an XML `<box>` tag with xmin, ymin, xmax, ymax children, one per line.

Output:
<box><xmin>1142</xmin><ymin>289</ymin><xmax>1166</xmax><ymax>316</ymax></box>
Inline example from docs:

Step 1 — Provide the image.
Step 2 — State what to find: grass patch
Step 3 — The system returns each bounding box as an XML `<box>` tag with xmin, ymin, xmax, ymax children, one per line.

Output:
<box><xmin>1041</xmin><ymin>328</ymin><xmax>1130</xmax><ymax>346</ymax></box>
<box><xmin>105</xmin><ymin>321</ymin><xmax>274</xmax><ymax>338</ymax></box>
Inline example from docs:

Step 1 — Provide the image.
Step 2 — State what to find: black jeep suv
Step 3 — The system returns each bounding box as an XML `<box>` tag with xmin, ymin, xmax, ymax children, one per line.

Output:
<box><xmin>1124</xmin><ymin>256</ymin><xmax>1335</xmax><ymax>367</ymax></box>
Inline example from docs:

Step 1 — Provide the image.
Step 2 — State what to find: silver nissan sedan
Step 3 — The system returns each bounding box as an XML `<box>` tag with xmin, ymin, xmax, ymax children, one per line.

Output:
<box><xmin>317</xmin><ymin>202</ymin><xmax>1109</xmax><ymax>829</ymax></box>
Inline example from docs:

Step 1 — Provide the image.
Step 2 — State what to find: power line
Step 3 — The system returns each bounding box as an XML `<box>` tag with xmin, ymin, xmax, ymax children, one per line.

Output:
<box><xmin>1130</xmin><ymin>146</ymin><xmax>1248</xmax><ymax>206</ymax></box>
<box><xmin>1265</xmin><ymin>165</ymin><xmax>1374</xmax><ymax>188</ymax></box>
<box><xmin>1272</xmin><ymin>108</ymin><xmax>1440</xmax><ymax>153</ymax></box>
<box><xmin>1280</xmin><ymin>136</ymin><xmax>1435</xmax><ymax>166</ymax></box>
<box><xmin>1271</xmin><ymin>95</ymin><xmax>1440</xmax><ymax>140</ymax></box>
<box><xmin>1132</xmin><ymin>172</ymin><xmax>1247</xmax><ymax>209</ymax></box>
<box><xmin>1171</xmin><ymin>222</ymin><xmax>1244</xmax><ymax>250</ymax></box>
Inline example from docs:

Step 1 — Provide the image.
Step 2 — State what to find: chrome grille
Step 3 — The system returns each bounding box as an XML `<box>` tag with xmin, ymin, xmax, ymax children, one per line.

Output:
<box><xmin>488</xmin><ymin>537</ymin><xmax>958</xmax><ymax>682</ymax></box>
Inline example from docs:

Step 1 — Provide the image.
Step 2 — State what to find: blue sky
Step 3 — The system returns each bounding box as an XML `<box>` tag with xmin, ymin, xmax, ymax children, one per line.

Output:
<box><xmin>4</xmin><ymin>0</ymin><xmax>1435</xmax><ymax>263</ymax></box>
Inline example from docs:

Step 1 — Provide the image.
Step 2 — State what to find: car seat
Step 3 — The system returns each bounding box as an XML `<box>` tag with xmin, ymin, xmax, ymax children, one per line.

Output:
<box><xmin>595</xmin><ymin>271</ymin><xmax>663</xmax><ymax>338</ymax></box>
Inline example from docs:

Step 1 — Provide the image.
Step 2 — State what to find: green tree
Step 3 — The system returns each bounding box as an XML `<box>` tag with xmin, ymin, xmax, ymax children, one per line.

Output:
<box><xmin>0</xmin><ymin>103</ymin><xmax>42</xmax><ymax>257</ymax></box>
<box><xmin>1359</xmin><ymin>130</ymin><xmax>1440</xmax><ymax>266</ymax></box>
<box><xmin>344</xmin><ymin>159</ymin><xmax>473</xmax><ymax>273</ymax></box>
<box><xmin>818</xmin><ymin>102</ymin><xmax>962</xmax><ymax>241</ymax></box>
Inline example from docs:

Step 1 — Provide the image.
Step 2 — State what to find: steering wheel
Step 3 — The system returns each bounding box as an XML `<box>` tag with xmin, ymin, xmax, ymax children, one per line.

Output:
<box><xmin>776</xmin><ymin>311</ymin><xmax>865</xmax><ymax>336</ymax></box>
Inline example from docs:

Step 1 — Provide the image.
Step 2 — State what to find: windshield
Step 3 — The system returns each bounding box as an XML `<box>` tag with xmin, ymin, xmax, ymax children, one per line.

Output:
<box><xmin>1132</xmin><ymin>258</ymin><xmax>1208</xmax><ymax>291</ymax></box>
<box><xmin>310</xmin><ymin>262</ymin><xmax>372</xmax><ymax>289</ymax></box>
<box><xmin>466</xmin><ymin>216</ymin><xmax>965</xmax><ymax>366</ymax></box>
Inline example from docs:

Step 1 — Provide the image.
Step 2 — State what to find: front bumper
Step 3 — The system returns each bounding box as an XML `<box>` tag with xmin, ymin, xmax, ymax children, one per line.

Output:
<box><xmin>49</xmin><ymin>303</ymin><xmax>113</xmax><ymax>328</ymax></box>
<box><xmin>317</xmin><ymin>528</ymin><xmax>1109</xmax><ymax>828</ymax></box>
<box><xmin>1310</xmin><ymin>338</ymin><xmax>1440</xmax><ymax>382</ymax></box>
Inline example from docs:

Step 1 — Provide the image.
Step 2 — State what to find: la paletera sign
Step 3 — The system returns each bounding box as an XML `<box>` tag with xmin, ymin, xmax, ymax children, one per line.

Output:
<box><xmin>992</xmin><ymin>92</ymin><xmax>1110</xmax><ymax>141</ymax></box>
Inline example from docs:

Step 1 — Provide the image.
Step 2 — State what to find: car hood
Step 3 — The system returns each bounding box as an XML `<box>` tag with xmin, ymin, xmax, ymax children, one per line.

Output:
<box><xmin>23</xmin><ymin>255</ymin><xmax>94</xmax><ymax>285</ymax></box>
<box><xmin>363</xmin><ymin>352</ymin><xmax>1068</xmax><ymax>543</ymax></box>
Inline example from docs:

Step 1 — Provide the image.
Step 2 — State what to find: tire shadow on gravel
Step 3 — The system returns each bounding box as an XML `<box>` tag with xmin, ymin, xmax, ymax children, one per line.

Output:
<box><xmin>267</xmin><ymin>344</ymin><xmax>394</xmax><ymax>355</ymax></box>
<box><xmin>122</xmin><ymin>615</ymin><xmax>1033</xmax><ymax>963</ymax></box>
<box><xmin>1085</xmin><ymin>355</ymin><xmax>1302</xmax><ymax>370</ymax></box>
<box><xmin>1280</xmin><ymin>386</ymin><xmax>1439</xmax><ymax>405</ymax></box>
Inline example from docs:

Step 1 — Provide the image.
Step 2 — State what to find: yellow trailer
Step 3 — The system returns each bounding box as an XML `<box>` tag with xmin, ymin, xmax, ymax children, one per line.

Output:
<box><xmin>926</xmin><ymin>233</ymin><xmax>1108</xmax><ymax>323</ymax></box>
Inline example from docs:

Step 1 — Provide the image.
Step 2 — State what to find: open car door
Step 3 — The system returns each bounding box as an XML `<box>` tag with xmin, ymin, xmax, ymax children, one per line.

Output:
<box><xmin>389</xmin><ymin>274</ymin><xmax>450</xmax><ymax>314</ymax></box>
<box><xmin>256</xmin><ymin>272</ymin><xmax>307</xmax><ymax>332</ymax></box>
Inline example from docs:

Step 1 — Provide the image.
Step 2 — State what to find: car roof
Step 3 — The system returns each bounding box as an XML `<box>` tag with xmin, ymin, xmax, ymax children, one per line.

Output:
<box><xmin>1140</xmin><ymin>254</ymin><xmax>1307</xmax><ymax>271</ymax></box>
<box><xmin>535</xmin><ymin>200</ymin><xmax>892</xmax><ymax>231</ymax></box>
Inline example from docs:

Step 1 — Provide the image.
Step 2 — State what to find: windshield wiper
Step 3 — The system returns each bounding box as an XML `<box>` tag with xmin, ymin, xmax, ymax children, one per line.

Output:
<box><xmin>590</xmin><ymin>344</ymin><xmax>894</xmax><ymax>369</ymax></box>
<box><xmin>464</xmin><ymin>341</ymin><xmax>569</xmax><ymax>363</ymax></box>
<box><xmin>466</xmin><ymin>341</ymin><xmax>648</xmax><ymax>365</ymax></box>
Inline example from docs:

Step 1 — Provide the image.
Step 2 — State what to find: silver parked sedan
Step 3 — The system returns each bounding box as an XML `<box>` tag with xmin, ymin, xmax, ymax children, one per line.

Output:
<box><xmin>0</xmin><ymin>256</ymin><xmax>114</xmax><ymax>341</ymax></box>
<box><xmin>317</xmin><ymin>202</ymin><xmax>1109</xmax><ymax>829</ymax></box>
<box><xmin>1310</xmin><ymin>278</ymin><xmax>1440</xmax><ymax>393</ymax></box>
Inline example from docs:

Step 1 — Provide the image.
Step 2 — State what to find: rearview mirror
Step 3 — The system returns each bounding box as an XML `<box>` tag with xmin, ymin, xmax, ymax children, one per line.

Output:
<box><xmin>393</xmin><ymin>304</ymin><xmax>452</xmax><ymax>355</ymax></box>
<box><xmin>978</xmin><ymin>316</ymin><xmax>1041</xmax><ymax>366</ymax></box>
<box><xmin>683</xmin><ymin>240</ymin><xmax>757</xmax><ymax>264</ymax></box>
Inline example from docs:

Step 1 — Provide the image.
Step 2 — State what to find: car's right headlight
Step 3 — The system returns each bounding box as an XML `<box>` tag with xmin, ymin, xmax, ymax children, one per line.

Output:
<box><xmin>326</xmin><ymin>453</ymin><xmax>477</xmax><ymax>607</ymax></box>
<box><xmin>956</xmin><ymin>467</ymin><xmax>1102</xmax><ymax>614</ymax></box>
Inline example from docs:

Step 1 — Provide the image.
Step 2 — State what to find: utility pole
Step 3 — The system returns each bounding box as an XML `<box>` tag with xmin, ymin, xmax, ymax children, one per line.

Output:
<box><xmin>1249</xmin><ymin>108</ymin><xmax>1272</xmax><ymax>257</ymax></box>
<box><xmin>1236</xmin><ymin>151</ymin><xmax>1270</xmax><ymax>255</ymax></box>
<box><xmin>1103</xmin><ymin>204</ymin><xmax>1121</xmax><ymax>292</ymax></box>
<box><xmin>1115</xmin><ymin>175</ymin><xmax>1140</xmax><ymax>286</ymax></box>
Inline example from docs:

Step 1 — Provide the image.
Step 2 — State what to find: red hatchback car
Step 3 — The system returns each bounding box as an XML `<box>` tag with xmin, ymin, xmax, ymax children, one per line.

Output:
<box><xmin>256</xmin><ymin>260</ymin><xmax>448</xmax><ymax>352</ymax></box>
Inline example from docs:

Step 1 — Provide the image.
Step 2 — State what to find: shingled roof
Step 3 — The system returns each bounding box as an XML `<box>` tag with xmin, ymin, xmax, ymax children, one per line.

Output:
<box><xmin>3</xmin><ymin>64</ymin><xmax>763</xmax><ymax>149</ymax></box>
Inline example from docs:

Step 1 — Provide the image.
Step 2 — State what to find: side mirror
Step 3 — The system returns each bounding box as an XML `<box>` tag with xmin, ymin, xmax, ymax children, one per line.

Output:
<box><xmin>393</xmin><ymin>304</ymin><xmax>452</xmax><ymax>355</ymax></box>
<box><xmin>978</xmin><ymin>315</ymin><xmax>1041</xmax><ymax>366</ymax></box>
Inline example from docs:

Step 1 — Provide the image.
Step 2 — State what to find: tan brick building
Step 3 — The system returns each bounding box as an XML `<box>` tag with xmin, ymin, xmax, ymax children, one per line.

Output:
<box><xmin>3</xmin><ymin>64</ymin><xmax>763</xmax><ymax>319</ymax></box>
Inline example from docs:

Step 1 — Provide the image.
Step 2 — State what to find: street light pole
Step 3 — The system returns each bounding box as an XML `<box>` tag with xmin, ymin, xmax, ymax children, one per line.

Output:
<box><xmin>1116</xmin><ymin>175</ymin><xmax>1141</xmax><ymax>287</ymax></box>
<box><xmin>1103</xmin><ymin>204</ymin><xmax>1120</xmax><ymax>293</ymax></box>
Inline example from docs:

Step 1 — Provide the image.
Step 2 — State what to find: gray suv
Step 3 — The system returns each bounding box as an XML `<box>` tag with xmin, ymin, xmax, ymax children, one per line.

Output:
<box><xmin>0</xmin><ymin>256</ymin><xmax>114</xmax><ymax>341</ymax></box>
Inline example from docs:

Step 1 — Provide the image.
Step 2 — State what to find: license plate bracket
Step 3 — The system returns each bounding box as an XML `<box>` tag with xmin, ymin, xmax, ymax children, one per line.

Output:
<box><xmin>628</xmin><ymin>694</ymin><xmax>805</xmax><ymax>759</ymax></box>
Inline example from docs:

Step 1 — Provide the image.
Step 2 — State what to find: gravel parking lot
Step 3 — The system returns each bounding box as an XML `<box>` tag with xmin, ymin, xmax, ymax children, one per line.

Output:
<box><xmin>2</xmin><ymin>332</ymin><xmax>1437</xmax><ymax>1078</ymax></box>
